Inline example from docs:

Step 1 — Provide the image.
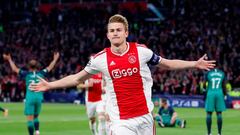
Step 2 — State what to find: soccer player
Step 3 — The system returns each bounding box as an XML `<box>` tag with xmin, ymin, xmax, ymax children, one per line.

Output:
<box><xmin>0</xmin><ymin>106</ymin><xmax>8</xmax><ymax>117</ymax></box>
<box><xmin>77</xmin><ymin>72</ymin><xmax>103</xmax><ymax>135</ymax></box>
<box><xmin>205</xmin><ymin>68</ymin><xmax>226</xmax><ymax>135</ymax></box>
<box><xmin>30</xmin><ymin>14</ymin><xmax>215</xmax><ymax>135</ymax></box>
<box><xmin>3</xmin><ymin>52</ymin><xmax>59</xmax><ymax>135</ymax></box>
<box><xmin>96</xmin><ymin>86</ymin><xmax>109</xmax><ymax>135</ymax></box>
<box><xmin>154</xmin><ymin>98</ymin><xmax>186</xmax><ymax>128</ymax></box>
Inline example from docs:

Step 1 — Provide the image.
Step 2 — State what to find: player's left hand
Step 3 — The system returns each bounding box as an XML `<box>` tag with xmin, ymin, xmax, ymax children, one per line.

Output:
<box><xmin>195</xmin><ymin>54</ymin><xmax>216</xmax><ymax>70</ymax></box>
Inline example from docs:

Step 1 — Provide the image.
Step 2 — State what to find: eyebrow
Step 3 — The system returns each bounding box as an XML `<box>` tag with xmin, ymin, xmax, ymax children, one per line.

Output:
<box><xmin>109</xmin><ymin>28</ymin><xmax>123</xmax><ymax>31</ymax></box>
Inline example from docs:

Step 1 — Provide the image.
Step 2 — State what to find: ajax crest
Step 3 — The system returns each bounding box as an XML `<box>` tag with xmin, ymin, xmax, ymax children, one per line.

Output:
<box><xmin>128</xmin><ymin>55</ymin><xmax>136</xmax><ymax>64</ymax></box>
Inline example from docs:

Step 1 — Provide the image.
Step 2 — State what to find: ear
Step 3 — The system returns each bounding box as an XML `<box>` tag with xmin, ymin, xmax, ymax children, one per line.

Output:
<box><xmin>106</xmin><ymin>32</ymin><xmax>110</xmax><ymax>40</ymax></box>
<box><xmin>125</xmin><ymin>31</ymin><xmax>129</xmax><ymax>38</ymax></box>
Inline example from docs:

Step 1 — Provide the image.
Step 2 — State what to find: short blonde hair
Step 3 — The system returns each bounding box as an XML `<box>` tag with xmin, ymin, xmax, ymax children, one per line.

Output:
<box><xmin>108</xmin><ymin>14</ymin><xmax>129</xmax><ymax>31</ymax></box>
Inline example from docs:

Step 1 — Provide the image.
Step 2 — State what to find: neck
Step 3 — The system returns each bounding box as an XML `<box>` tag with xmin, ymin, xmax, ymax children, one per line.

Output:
<box><xmin>29</xmin><ymin>68</ymin><xmax>37</xmax><ymax>72</ymax></box>
<box><xmin>111</xmin><ymin>42</ymin><xmax>128</xmax><ymax>55</ymax></box>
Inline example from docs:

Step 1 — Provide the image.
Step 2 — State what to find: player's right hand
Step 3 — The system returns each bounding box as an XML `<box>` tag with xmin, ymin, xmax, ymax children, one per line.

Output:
<box><xmin>3</xmin><ymin>54</ymin><xmax>11</xmax><ymax>61</ymax></box>
<box><xmin>29</xmin><ymin>76</ymin><xmax>51</xmax><ymax>92</ymax></box>
<box><xmin>53</xmin><ymin>52</ymin><xmax>60</xmax><ymax>61</ymax></box>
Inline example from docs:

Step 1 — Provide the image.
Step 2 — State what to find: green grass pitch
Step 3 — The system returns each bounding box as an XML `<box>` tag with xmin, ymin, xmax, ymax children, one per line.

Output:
<box><xmin>0</xmin><ymin>103</ymin><xmax>239</xmax><ymax>135</ymax></box>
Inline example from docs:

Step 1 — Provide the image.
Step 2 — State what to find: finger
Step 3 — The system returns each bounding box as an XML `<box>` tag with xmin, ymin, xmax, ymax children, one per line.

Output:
<box><xmin>208</xmin><ymin>62</ymin><xmax>216</xmax><ymax>66</ymax></box>
<box><xmin>33</xmin><ymin>90</ymin><xmax>42</xmax><ymax>93</ymax></box>
<box><xmin>29</xmin><ymin>84</ymin><xmax>38</xmax><ymax>91</ymax></box>
<box><xmin>201</xmin><ymin>54</ymin><xmax>207</xmax><ymax>59</ymax></box>
<box><xmin>206</xmin><ymin>60</ymin><xmax>216</xmax><ymax>63</ymax></box>
<box><xmin>207</xmin><ymin>66</ymin><xmax>214</xmax><ymax>69</ymax></box>
<box><xmin>207</xmin><ymin>65</ymin><xmax>215</xmax><ymax>69</ymax></box>
<box><xmin>204</xmin><ymin>68</ymin><xmax>210</xmax><ymax>71</ymax></box>
<box><xmin>29</xmin><ymin>87</ymin><xmax>42</xmax><ymax>92</ymax></box>
<box><xmin>3</xmin><ymin>54</ymin><xmax>7</xmax><ymax>59</ymax></box>
<box><xmin>207</xmin><ymin>64</ymin><xmax>216</xmax><ymax>67</ymax></box>
<box><xmin>29</xmin><ymin>82</ymin><xmax>41</xmax><ymax>90</ymax></box>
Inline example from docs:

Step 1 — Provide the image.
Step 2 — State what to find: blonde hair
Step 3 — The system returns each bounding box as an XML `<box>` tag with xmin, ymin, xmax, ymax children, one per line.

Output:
<box><xmin>108</xmin><ymin>14</ymin><xmax>129</xmax><ymax>31</ymax></box>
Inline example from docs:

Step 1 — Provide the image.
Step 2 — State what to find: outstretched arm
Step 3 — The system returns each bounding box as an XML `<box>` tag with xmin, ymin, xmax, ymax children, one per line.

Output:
<box><xmin>77</xmin><ymin>80</ymin><xmax>93</xmax><ymax>89</ymax></box>
<box><xmin>158</xmin><ymin>54</ymin><xmax>215</xmax><ymax>71</ymax></box>
<box><xmin>30</xmin><ymin>70</ymin><xmax>92</xmax><ymax>91</ymax></box>
<box><xmin>46</xmin><ymin>52</ymin><xmax>60</xmax><ymax>72</ymax></box>
<box><xmin>3</xmin><ymin>54</ymin><xmax>20</xmax><ymax>74</ymax></box>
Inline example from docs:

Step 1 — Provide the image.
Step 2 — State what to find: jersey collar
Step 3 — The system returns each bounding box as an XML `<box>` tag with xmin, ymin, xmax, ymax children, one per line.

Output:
<box><xmin>110</xmin><ymin>42</ymin><xmax>130</xmax><ymax>57</ymax></box>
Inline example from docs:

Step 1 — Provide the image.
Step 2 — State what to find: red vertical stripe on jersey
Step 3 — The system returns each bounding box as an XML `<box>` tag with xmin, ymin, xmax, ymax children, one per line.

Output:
<box><xmin>106</xmin><ymin>42</ymin><xmax>149</xmax><ymax>119</ymax></box>
<box><xmin>87</xmin><ymin>73</ymin><xmax>102</xmax><ymax>102</ymax></box>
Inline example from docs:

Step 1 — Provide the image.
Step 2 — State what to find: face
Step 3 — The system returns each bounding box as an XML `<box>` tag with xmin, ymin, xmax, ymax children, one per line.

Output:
<box><xmin>107</xmin><ymin>22</ymin><xmax>128</xmax><ymax>47</ymax></box>
<box><xmin>161</xmin><ymin>101</ymin><xmax>167</xmax><ymax>107</ymax></box>
<box><xmin>28</xmin><ymin>59</ymin><xmax>38</xmax><ymax>69</ymax></box>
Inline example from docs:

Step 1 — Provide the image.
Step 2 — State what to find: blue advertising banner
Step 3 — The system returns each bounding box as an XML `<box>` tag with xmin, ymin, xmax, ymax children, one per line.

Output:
<box><xmin>43</xmin><ymin>91</ymin><xmax>236</xmax><ymax>108</ymax></box>
<box><xmin>170</xmin><ymin>98</ymin><xmax>204</xmax><ymax>108</ymax></box>
<box><xmin>152</xmin><ymin>95</ymin><xmax>205</xmax><ymax>108</ymax></box>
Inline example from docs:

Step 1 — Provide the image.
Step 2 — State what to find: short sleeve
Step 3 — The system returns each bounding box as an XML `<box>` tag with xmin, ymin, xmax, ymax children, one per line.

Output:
<box><xmin>19</xmin><ymin>69</ymin><xmax>28</xmax><ymax>79</ymax></box>
<box><xmin>39</xmin><ymin>69</ymin><xmax>48</xmax><ymax>77</ymax></box>
<box><xmin>137</xmin><ymin>46</ymin><xmax>162</xmax><ymax>65</ymax></box>
<box><xmin>148</xmin><ymin>53</ymin><xmax>162</xmax><ymax>65</ymax></box>
<box><xmin>84</xmin><ymin>58</ymin><xmax>100</xmax><ymax>75</ymax></box>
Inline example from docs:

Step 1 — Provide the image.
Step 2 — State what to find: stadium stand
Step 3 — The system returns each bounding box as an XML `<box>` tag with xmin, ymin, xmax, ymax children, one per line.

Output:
<box><xmin>0</xmin><ymin>0</ymin><xmax>240</xmax><ymax>103</ymax></box>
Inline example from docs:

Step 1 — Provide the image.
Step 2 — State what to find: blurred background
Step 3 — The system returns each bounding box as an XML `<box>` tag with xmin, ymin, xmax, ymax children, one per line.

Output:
<box><xmin>1</xmin><ymin>1</ymin><xmax>240</xmax><ymax>135</ymax></box>
<box><xmin>0</xmin><ymin>0</ymin><xmax>240</xmax><ymax>108</ymax></box>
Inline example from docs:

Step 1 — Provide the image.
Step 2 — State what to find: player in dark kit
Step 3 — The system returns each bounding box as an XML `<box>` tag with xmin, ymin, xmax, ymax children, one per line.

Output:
<box><xmin>205</xmin><ymin>68</ymin><xmax>226</xmax><ymax>135</ymax></box>
<box><xmin>3</xmin><ymin>52</ymin><xmax>59</xmax><ymax>135</ymax></box>
<box><xmin>155</xmin><ymin>98</ymin><xmax>186</xmax><ymax>128</ymax></box>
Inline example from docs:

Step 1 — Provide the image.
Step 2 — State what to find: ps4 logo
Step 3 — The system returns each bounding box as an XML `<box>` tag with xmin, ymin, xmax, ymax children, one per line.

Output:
<box><xmin>171</xmin><ymin>100</ymin><xmax>200</xmax><ymax>107</ymax></box>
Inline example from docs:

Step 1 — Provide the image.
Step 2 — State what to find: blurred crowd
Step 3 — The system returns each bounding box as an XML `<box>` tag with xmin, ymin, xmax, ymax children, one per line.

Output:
<box><xmin>0</xmin><ymin>0</ymin><xmax>240</xmax><ymax>101</ymax></box>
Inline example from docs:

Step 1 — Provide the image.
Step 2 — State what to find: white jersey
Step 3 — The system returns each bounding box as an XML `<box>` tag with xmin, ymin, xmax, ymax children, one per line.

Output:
<box><xmin>84</xmin><ymin>42</ymin><xmax>161</xmax><ymax>122</ymax></box>
<box><xmin>96</xmin><ymin>93</ymin><xmax>107</xmax><ymax>113</ymax></box>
